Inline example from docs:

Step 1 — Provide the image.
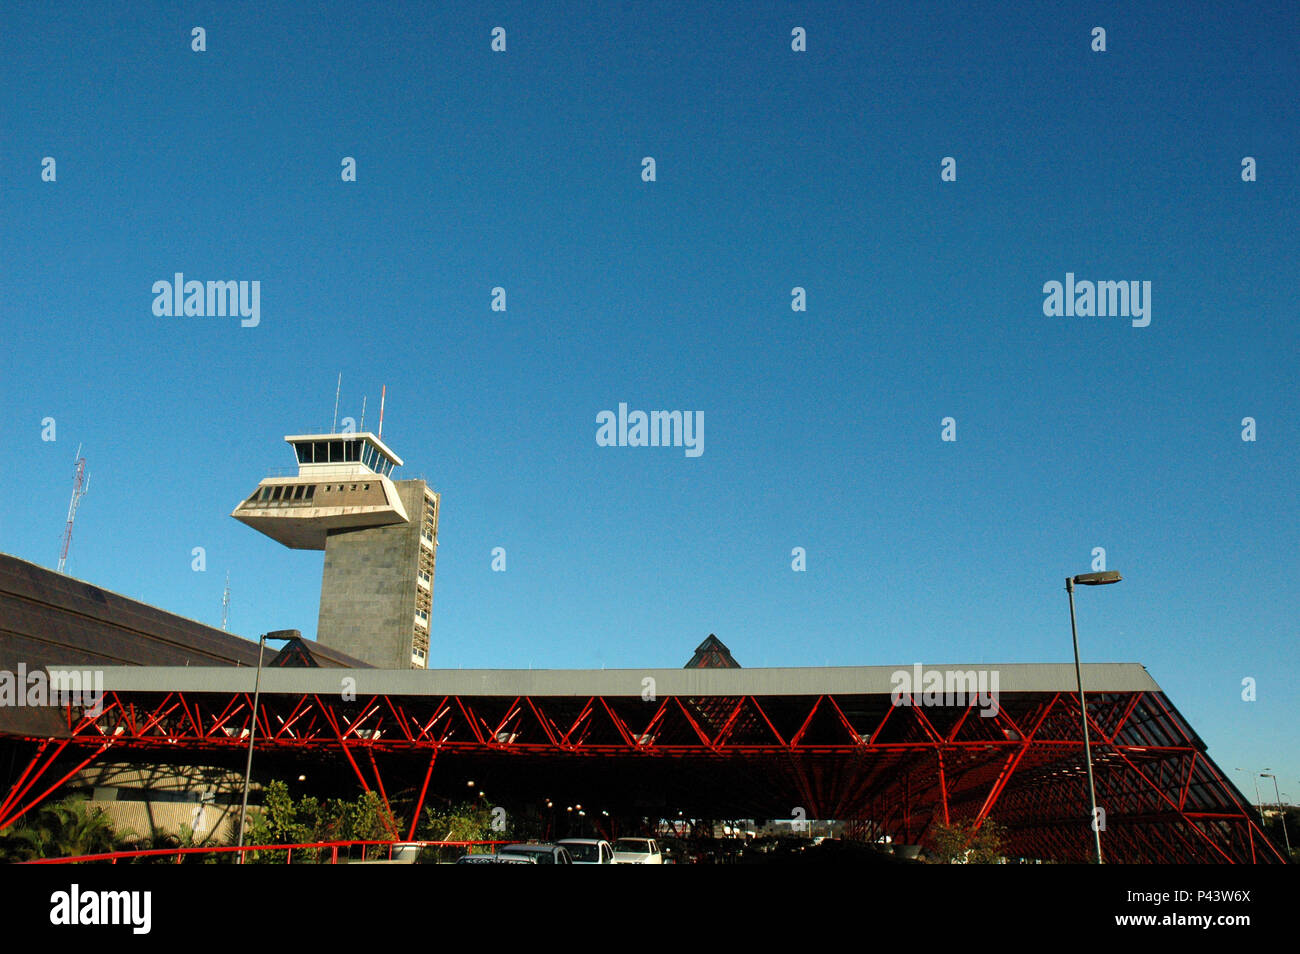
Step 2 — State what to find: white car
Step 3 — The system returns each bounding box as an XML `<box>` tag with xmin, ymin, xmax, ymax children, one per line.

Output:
<box><xmin>612</xmin><ymin>837</ymin><xmax>662</xmax><ymax>865</ymax></box>
<box><xmin>557</xmin><ymin>838</ymin><xmax>617</xmax><ymax>865</ymax></box>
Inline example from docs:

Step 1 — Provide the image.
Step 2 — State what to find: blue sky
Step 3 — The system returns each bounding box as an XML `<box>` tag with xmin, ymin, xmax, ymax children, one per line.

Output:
<box><xmin>1</xmin><ymin>2</ymin><xmax>1296</xmax><ymax>799</ymax></box>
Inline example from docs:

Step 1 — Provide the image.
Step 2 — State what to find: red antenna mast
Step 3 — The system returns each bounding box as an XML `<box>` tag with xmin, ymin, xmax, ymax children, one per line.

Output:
<box><xmin>57</xmin><ymin>444</ymin><xmax>89</xmax><ymax>574</ymax></box>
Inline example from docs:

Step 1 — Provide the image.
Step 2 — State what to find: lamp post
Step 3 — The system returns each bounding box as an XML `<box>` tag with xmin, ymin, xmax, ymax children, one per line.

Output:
<box><xmin>1066</xmin><ymin>570</ymin><xmax>1121</xmax><ymax>865</ymax></box>
<box><xmin>1235</xmin><ymin>767</ymin><xmax>1263</xmax><ymax>812</ymax></box>
<box><xmin>236</xmin><ymin>629</ymin><xmax>299</xmax><ymax>862</ymax></box>
<box><xmin>1260</xmin><ymin>772</ymin><xmax>1291</xmax><ymax>854</ymax></box>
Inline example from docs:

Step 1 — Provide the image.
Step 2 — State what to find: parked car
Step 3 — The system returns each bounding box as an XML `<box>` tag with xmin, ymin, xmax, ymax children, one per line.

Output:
<box><xmin>494</xmin><ymin>842</ymin><xmax>574</xmax><ymax>864</ymax></box>
<box><xmin>612</xmin><ymin>838</ymin><xmax>663</xmax><ymax>864</ymax></box>
<box><xmin>557</xmin><ymin>838</ymin><xmax>616</xmax><ymax>864</ymax></box>
<box><xmin>456</xmin><ymin>851</ymin><xmax>543</xmax><ymax>864</ymax></box>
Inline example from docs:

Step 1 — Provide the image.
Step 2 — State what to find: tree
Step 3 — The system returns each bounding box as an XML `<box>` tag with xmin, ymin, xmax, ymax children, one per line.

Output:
<box><xmin>242</xmin><ymin>781</ymin><xmax>403</xmax><ymax>863</ymax></box>
<box><xmin>0</xmin><ymin>797</ymin><xmax>118</xmax><ymax>862</ymax></box>
<box><xmin>243</xmin><ymin>780</ymin><xmax>323</xmax><ymax>862</ymax></box>
<box><xmin>926</xmin><ymin>818</ymin><xmax>1005</xmax><ymax>864</ymax></box>
<box><xmin>417</xmin><ymin>801</ymin><xmax>508</xmax><ymax>863</ymax></box>
<box><xmin>114</xmin><ymin>823</ymin><xmax>227</xmax><ymax>864</ymax></box>
<box><xmin>329</xmin><ymin>789</ymin><xmax>398</xmax><ymax>845</ymax></box>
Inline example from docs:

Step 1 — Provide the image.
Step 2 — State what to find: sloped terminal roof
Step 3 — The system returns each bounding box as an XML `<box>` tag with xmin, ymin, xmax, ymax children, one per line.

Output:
<box><xmin>0</xmin><ymin>551</ymin><xmax>369</xmax><ymax>670</ymax></box>
<box><xmin>0</xmin><ymin>552</ymin><xmax>265</xmax><ymax>669</ymax></box>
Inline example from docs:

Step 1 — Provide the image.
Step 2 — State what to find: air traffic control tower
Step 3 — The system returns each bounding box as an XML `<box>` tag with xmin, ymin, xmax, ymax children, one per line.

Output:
<box><xmin>232</xmin><ymin>432</ymin><xmax>439</xmax><ymax>669</ymax></box>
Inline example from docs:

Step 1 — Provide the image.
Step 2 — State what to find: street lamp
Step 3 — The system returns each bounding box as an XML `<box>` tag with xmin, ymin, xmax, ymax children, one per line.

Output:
<box><xmin>1260</xmin><ymin>773</ymin><xmax>1291</xmax><ymax>854</ymax></box>
<box><xmin>236</xmin><ymin>629</ymin><xmax>299</xmax><ymax>862</ymax></box>
<box><xmin>1066</xmin><ymin>570</ymin><xmax>1121</xmax><ymax>864</ymax></box>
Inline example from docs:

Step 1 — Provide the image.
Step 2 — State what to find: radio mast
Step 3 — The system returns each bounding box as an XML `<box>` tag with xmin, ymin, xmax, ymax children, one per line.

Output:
<box><xmin>222</xmin><ymin>572</ymin><xmax>231</xmax><ymax>630</ymax></box>
<box><xmin>57</xmin><ymin>445</ymin><xmax>89</xmax><ymax>574</ymax></box>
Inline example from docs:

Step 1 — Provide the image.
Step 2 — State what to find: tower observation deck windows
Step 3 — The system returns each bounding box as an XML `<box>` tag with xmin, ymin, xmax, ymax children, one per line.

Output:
<box><xmin>289</xmin><ymin>436</ymin><xmax>396</xmax><ymax>474</ymax></box>
<box><xmin>243</xmin><ymin>483</ymin><xmax>322</xmax><ymax>508</ymax></box>
<box><xmin>295</xmin><ymin>439</ymin><xmax>370</xmax><ymax>464</ymax></box>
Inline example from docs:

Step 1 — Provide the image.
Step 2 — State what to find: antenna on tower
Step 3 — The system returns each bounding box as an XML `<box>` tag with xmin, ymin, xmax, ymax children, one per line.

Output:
<box><xmin>378</xmin><ymin>385</ymin><xmax>387</xmax><ymax>439</ymax></box>
<box><xmin>359</xmin><ymin>395</ymin><xmax>367</xmax><ymax>432</ymax></box>
<box><xmin>222</xmin><ymin>572</ymin><xmax>231</xmax><ymax>631</ymax></box>
<box><xmin>332</xmin><ymin>373</ymin><xmax>342</xmax><ymax>433</ymax></box>
<box><xmin>57</xmin><ymin>444</ymin><xmax>89</xmax><ymax>574</ymax></box>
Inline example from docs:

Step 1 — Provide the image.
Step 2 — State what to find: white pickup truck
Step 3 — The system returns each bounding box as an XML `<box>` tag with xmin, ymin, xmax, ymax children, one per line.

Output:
<box><xmin>557</xmin><ymin>838</ymin><xmax>616</xmax><ymax>864</ymax></box>
<box><xmin>611</xmin><ymin>838</ymin><xmax>663</xmax><ymax>865</ymax></box>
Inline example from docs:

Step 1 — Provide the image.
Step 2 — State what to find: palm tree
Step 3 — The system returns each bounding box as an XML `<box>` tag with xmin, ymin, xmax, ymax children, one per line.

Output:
<box><xmin>0</xmin><ymin>797</ymin><xmax>118</xmax><ymax>861</ymax></box>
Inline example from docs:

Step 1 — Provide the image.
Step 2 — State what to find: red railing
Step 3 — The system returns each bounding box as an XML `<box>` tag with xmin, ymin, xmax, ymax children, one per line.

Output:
<box><xmin>21</xmin><ymin>838</ymin><xmax>510</xmax><ymax>865</ymax></box>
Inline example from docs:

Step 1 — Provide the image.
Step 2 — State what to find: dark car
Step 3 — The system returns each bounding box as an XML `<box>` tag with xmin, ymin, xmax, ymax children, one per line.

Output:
<box><xmin>455</xmin><ymin>852</ymin><xmax>538</xmax><ymax>864</ymax></box>
<box><xmin>494</xmin><ymin>843</ymin><xmax>574</xmax><ymax>864</ymax></box>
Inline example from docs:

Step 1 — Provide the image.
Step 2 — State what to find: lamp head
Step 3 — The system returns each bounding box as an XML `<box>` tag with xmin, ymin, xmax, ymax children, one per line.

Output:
<box><xmin>1073</xmin><ymin>571</ymin><xmax>1122</xmax><ymax>586</ymax></box>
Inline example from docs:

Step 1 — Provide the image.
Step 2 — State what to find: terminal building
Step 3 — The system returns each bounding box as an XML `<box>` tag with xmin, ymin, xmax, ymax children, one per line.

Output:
<box><xmin>232</xmin><ymin>431</ymin><xmax>439</xmax><ymax>670</ymax></box>
<box><xmin>0</xmin><ymin>424</ymin><xmax>1287</xmax><ymax>862</ymax></box>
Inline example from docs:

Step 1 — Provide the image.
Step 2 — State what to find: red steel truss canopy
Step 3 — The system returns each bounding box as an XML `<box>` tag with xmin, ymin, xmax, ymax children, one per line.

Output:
<box><xmin>0</xmin><ymin>663</ymin><xmax>1283</xmax><ymax>864</ymax></box>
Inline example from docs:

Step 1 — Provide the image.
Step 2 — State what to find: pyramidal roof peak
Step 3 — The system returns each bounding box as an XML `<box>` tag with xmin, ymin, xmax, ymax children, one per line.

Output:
<box><xmin>685</xmin><ymin>634</ymin><xmax>740</xmax><ymax>669</ymax></box>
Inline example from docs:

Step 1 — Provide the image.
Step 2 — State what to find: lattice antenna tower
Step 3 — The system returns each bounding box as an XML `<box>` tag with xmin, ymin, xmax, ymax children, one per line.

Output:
<box><xmin>221</xmin><ymin>572</ymin><xmax>231</xmax><ymax>631</ymax></box>
<box><xmin>57</xmin><ymin>444</ymin><xmax>89</xmax><ymax>574</ymax></box>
